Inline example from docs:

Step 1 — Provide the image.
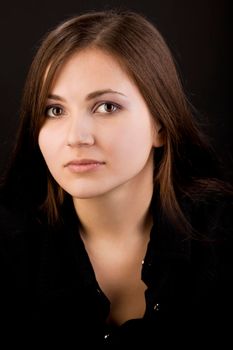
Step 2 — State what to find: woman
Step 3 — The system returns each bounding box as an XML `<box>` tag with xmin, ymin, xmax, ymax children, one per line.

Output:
<box><xmin>0</xmin><ymin>9</ymin><xmax>232</xmax><ymax>347</ymax></box>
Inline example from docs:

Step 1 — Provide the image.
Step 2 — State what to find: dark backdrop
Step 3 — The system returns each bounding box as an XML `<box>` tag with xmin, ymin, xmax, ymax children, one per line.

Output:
<box><xmin>0</xmin><ymin>0</ymin><xmax>232</xmax><ymax>181</ymax></box>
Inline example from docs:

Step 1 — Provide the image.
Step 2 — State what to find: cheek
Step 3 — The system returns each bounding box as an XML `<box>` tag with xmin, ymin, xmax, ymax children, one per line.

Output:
<box><xmin>38</xmin><ymin>129</ymin><xmax>48</xmax><ymax>158</ymax></box>
<box><xmin>38</xmin><ymin>128</ymin><xmax>59</xmax><ymax>165</ymax></box>
<box><xmin>106</xmin><ymin>124</ymin><xmax>153</xmax><ymax>162</ymax></box>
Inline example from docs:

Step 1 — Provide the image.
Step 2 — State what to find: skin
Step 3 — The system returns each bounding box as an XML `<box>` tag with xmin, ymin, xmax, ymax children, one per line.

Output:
<box><xmin>38</xmin><ymin>47</ymin><xmax>163</xmax><ymax>325</ymax></box>
<box><xmin>38</xmin><ymin>48</ymin><xmax>163</xmax><ymax>222</ymax></box>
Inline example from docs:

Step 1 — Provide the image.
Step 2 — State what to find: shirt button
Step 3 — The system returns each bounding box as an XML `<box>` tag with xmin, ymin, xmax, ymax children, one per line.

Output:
<box><xmin>104</xmin><ymin>333</ymin><xmax>110</xmax><ymax>340</ymax></box>
<box><xmin>153</xmin><ymin>303</ymin><xmax>160</xmax><ymax>311</ymax></box>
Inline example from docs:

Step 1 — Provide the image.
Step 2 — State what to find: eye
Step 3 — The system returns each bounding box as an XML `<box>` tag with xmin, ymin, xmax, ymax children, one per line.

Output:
<box><xmin>45</xmin><ymin>105</ymin><xmax>64</xmax><ymax>118</ymax></box>
<box><xmin>94</xmin><ymin>102</ymin><xmax>120</xmax><ymax>114</ymax></box>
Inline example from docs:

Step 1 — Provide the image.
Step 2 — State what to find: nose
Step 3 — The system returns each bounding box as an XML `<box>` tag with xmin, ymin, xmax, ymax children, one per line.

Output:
<box><xmin>66</xmin><ymin>114</ymin><xmax>95</xmax><ymax>147</ymax></box>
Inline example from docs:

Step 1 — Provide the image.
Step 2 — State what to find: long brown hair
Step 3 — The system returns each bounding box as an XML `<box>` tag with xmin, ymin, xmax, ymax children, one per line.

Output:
<box><xmin>2</xmin><ymin>9</ymin><xmax>230</xmax><ymax>234</ymax></box>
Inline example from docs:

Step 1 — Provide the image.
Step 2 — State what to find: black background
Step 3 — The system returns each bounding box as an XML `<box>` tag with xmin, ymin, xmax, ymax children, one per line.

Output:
<box><xmin>0</xmin><ymin>0</ymin><xmax>232</xmax><ymax>180</ymax></box>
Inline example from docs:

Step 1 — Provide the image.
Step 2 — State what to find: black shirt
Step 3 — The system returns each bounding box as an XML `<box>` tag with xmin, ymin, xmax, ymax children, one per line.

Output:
<box><xmin>0</xmin><ymin>192</ymin><xmax>232</xmax><ymax>348</ymax></box>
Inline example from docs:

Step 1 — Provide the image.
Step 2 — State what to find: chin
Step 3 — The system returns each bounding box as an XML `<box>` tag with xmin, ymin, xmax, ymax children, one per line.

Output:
<box><xmin>68</xmin><ymin>188</ymin><xmax>106</xmax><ymax>199</ymax></box>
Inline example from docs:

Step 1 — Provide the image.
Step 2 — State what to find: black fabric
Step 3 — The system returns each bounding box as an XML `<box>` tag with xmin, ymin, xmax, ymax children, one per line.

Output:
<box><xmin>0</xmin><ymin>191</ymin><xmax>232</xmax><ymax>348</ymax></box>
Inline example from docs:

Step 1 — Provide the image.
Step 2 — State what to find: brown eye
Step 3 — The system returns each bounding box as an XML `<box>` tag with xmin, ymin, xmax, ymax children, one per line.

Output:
<box><xmin>104</xmin><ymin>103</ymin><xmax>117</xmax><ymax>113</ymax></box>
<box><xmin>95</xmin><ymin>102</ymin><xmax>119</xmax><ymax>114</ymax></box>
<box><xmin>45</xmin><ymin>106</ymin><xmax>64</xmax><ymax>118</ymax></box>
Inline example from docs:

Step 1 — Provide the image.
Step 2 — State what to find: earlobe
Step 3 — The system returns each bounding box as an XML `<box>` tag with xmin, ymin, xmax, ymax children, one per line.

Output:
<box><xmin>153</xmin><ymin>127</ymin><xmax>164</xmax><ymax>148</ymax></box>
<box><xmin>158</xmin><ymin>127</ymin><xmax>163</xmax><ymax>134</ymax></box>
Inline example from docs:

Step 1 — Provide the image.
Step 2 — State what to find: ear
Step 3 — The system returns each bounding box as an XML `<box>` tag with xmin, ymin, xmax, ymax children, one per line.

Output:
<box><xmin>152</xmin><ymin>126</ymin><xmax>164</xmax><ymax>148</ymax></box>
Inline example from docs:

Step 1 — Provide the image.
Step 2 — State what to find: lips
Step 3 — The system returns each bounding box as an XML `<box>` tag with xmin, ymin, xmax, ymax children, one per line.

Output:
<box><xmin>65</xmin><ymin>159</ymin><xmax>105</xmax><ymax>173</ymax></box>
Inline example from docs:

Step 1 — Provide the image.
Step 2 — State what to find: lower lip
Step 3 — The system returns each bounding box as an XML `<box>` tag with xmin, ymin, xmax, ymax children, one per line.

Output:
<box><xmin>66</xmin><ymin>162</ymin><xmax>105</xmax><ymax>173</ymax></box>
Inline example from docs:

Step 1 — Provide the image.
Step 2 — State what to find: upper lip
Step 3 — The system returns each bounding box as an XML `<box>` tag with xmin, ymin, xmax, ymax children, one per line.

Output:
<box><xmin>65</xmin><ymin>159</ymin><xmax>105</xmax><ymax>166</ymax></box>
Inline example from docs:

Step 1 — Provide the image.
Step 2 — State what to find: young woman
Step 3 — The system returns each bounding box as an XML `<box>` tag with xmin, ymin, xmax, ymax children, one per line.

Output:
<box><xmin>0</xmin><ymin>9</ymin><xmax>232</xmax><ymax>347</ymax></box>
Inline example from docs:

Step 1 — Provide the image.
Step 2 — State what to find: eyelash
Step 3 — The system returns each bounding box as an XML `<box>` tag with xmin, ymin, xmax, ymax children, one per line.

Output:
<box><xmin>44</xmin><ymin>101</ymin><xmax>122</xmax><ymax>118</ymax></box>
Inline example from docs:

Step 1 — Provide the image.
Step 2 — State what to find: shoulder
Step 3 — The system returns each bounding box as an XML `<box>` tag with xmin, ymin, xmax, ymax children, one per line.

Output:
<box><xmin>0</xmin><ymin>191</ymin><xmax>44</xmax><ymax>262</ymax></box>
<box><xmin>0</xmin><ymin>191</ymin><xmax>28</xmax><ymax>240</ymax></box>
<box><xmin>0</xmin><ymin>196</ymin><xmax>21</xmax><ymax>240</ymax></box>
<box><xmin>181</xmin><ymin>185</ymin><xmax>233</xmax><ymax>240</ymax></box>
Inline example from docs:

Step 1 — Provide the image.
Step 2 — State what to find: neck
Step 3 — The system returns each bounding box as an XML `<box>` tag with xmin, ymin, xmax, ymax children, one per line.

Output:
<box><xmin>73</xmin><ymin>162</ymin><xmax>154</xmax><ymax>241</ymax></box>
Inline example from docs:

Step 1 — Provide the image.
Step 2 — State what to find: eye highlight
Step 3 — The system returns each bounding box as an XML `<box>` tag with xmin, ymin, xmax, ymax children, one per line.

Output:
<box><xmin>94</xmin><ymin>102</ymin><xmax>121</xmax><ymax>114</ymax></box>
<box><xmin>45</xmin><ymin>105</ymin><xmax>65</xmax><ymax>118</ymax></box>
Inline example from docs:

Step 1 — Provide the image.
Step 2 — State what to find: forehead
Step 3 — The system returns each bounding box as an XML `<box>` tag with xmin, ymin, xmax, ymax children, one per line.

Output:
<box><xmin>48</xmin><ymin>48</ymin><xmax>138</xmax><ymax>96</ymax></box>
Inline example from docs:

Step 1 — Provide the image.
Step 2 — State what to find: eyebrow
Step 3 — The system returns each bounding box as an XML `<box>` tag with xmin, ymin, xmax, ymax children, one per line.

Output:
<box><xmin>85</xmin><ymin>89</ymin><xmax>127</xmax><ymax>100</ymax></box>
<box><xmin>47</xmin><ymin>89</ymin><xmax>127</xmax><ymax>102</ymax></box>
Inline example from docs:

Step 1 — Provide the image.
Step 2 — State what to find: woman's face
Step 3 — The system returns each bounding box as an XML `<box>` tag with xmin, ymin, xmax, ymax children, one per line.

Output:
<box><xmin>38</xmin><ymin>48</ymin><xmax>163</xmax><ymax>199</ymax></box>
